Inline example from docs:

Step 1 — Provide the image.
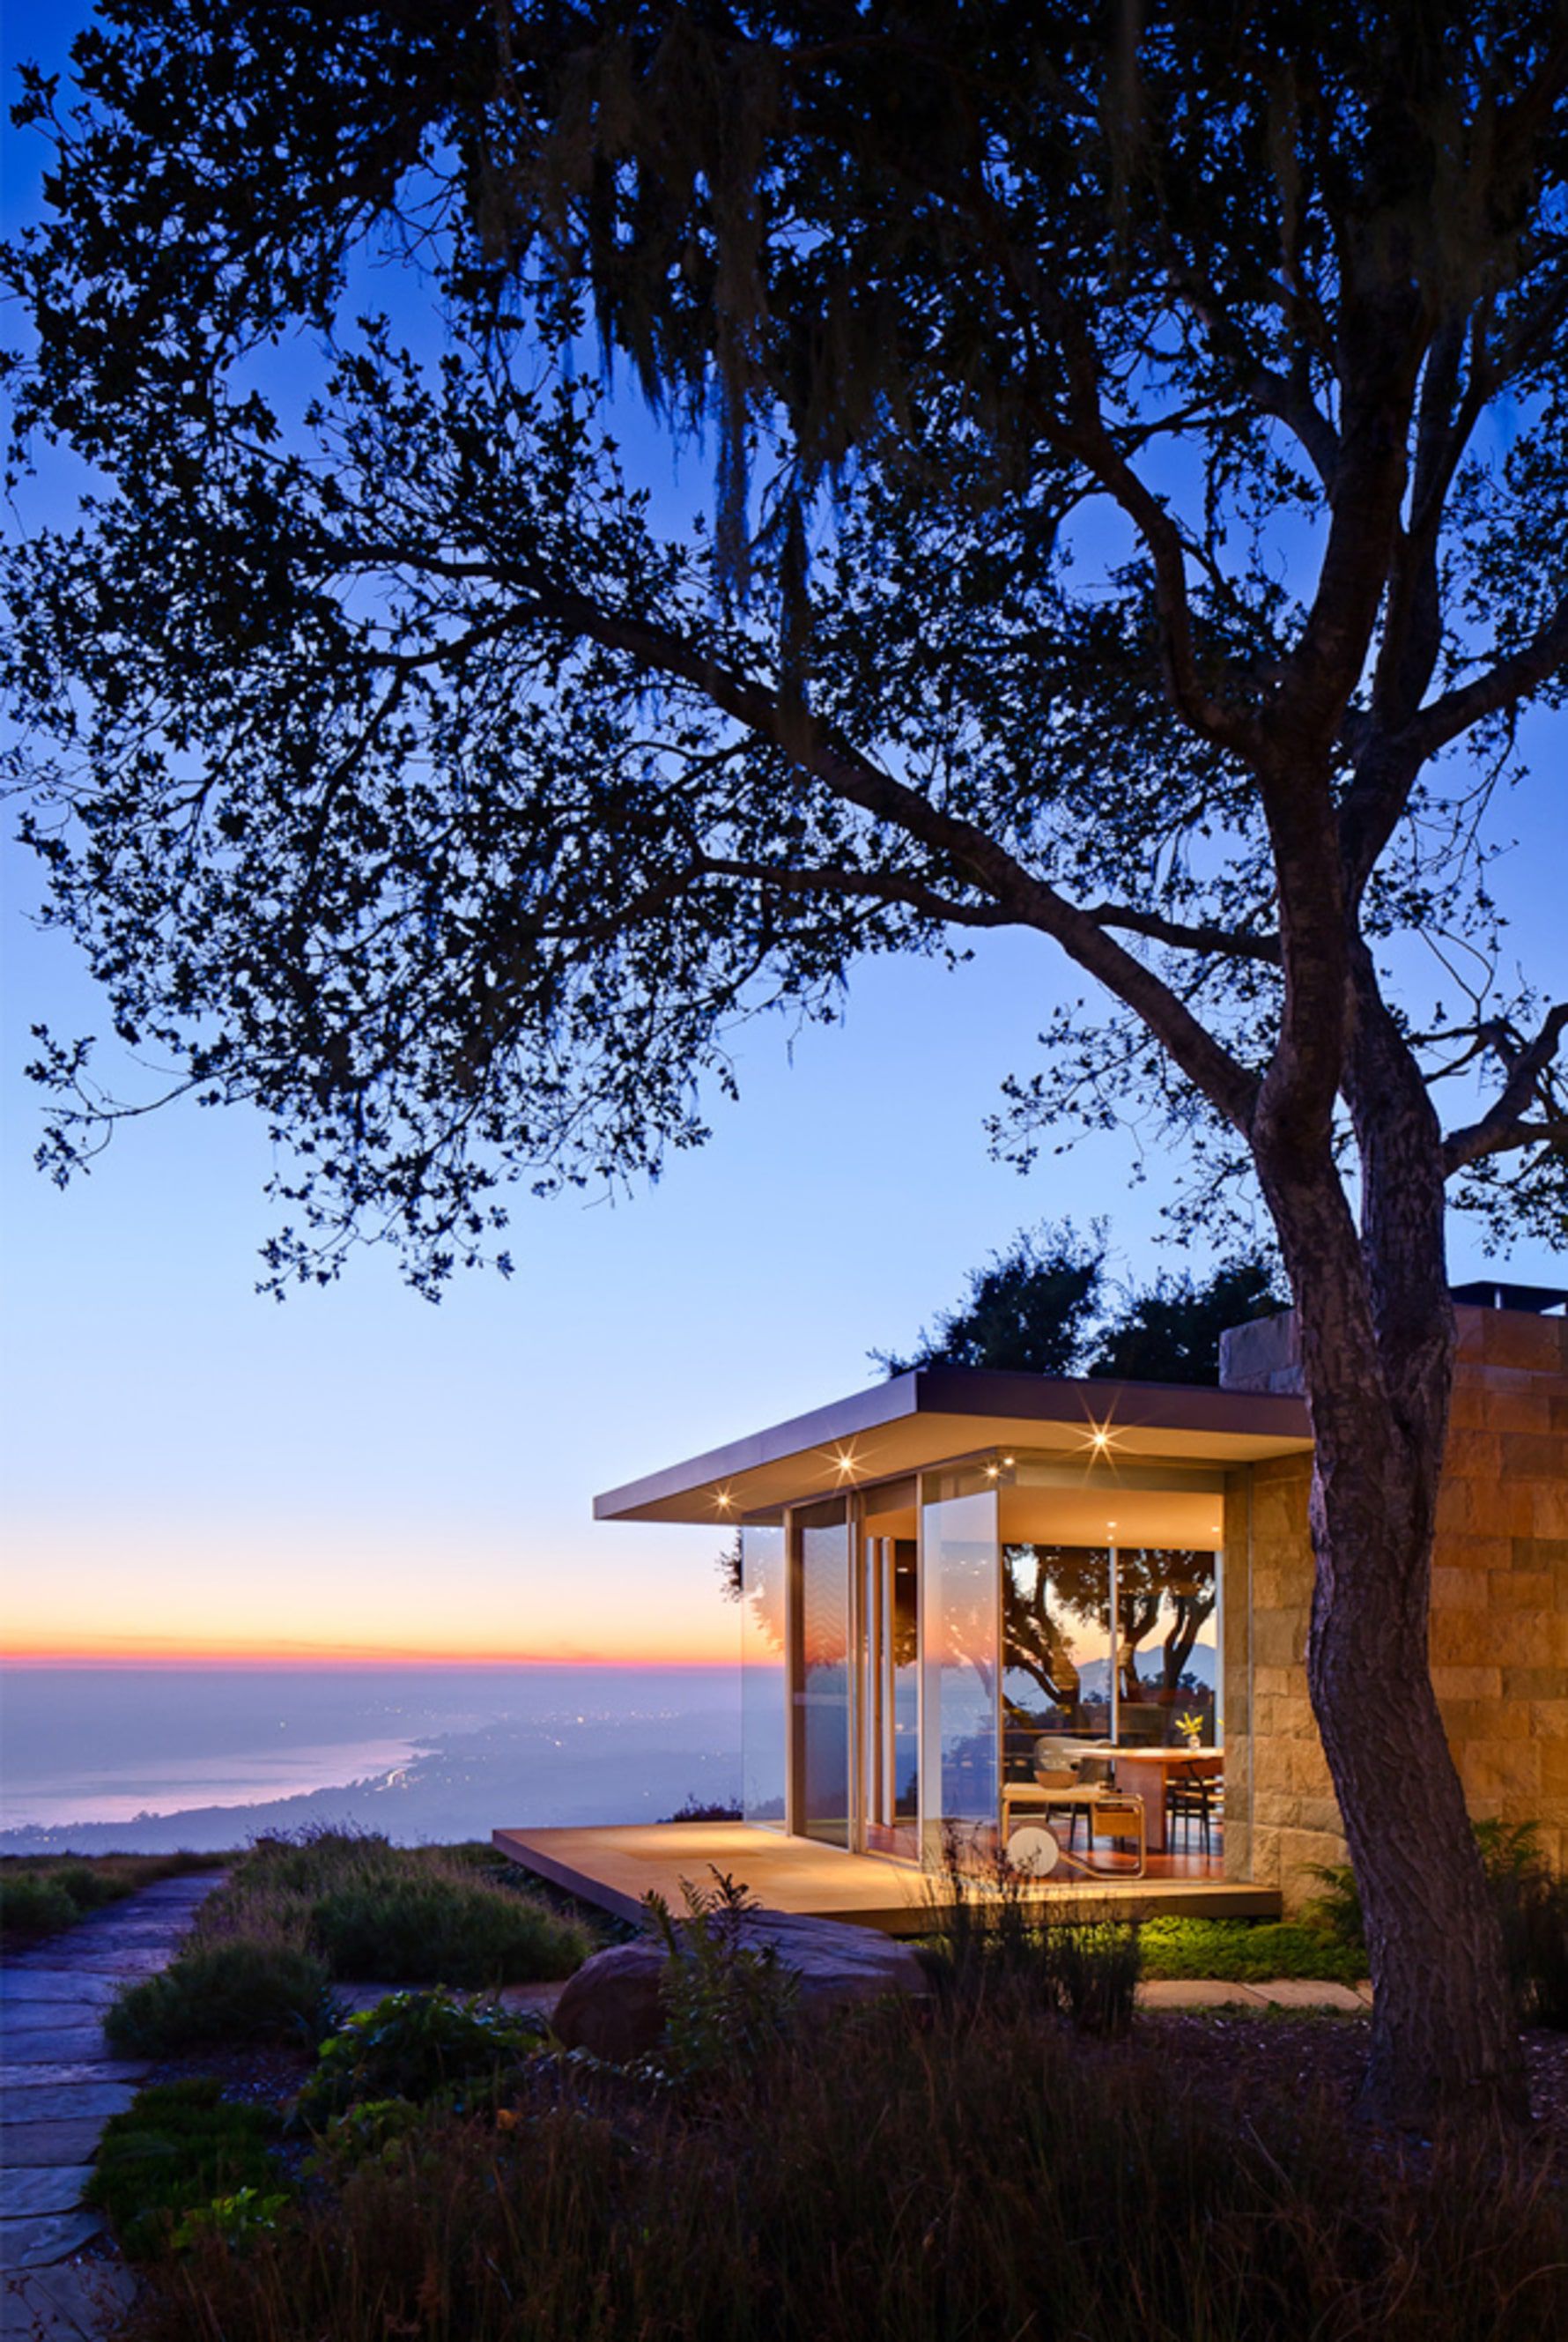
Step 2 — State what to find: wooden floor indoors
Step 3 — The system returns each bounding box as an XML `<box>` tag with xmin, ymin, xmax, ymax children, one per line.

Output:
<box><xmin>492</xmin><ymin>1822</ymin><xmax>1281</xmax><ymax>1934</ymax></box>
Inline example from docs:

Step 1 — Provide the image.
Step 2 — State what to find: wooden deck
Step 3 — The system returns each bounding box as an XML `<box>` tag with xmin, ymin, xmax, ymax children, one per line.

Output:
<box><xmin>492</xmin><ymin>1822</ymin><xmax>1282</xmax><ymax>1934</ymax></box>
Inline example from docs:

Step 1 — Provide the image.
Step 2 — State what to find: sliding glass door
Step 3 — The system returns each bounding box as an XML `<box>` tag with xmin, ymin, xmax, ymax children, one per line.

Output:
<box><xmin>790</xmin><ymin>1498</ymin><xmax>853</xmax><ymax>1846</ymax></box>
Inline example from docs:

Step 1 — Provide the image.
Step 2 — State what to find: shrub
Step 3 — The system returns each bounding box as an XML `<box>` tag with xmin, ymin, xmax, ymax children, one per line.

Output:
<box><xmin>1311</xmin><ymin>1829</ymin><xmax>1568</xmax><ymax>2024</ymax></box>
<box><xmin>85</xmin><ymin>2079</ymin><xmax>286</xmax><ymax>2261</ymax></box>
<box><xmin>643</xmin><ymin>1871</ymin><xmax>798</xmax><ymax>2086</ymax></box>
<box><xmin>107</xmin><ymin>1938</ymin><xmax>334</xmax><ymax>2054</ymax></box>
<box><xmin>181</xmin><ymin>1828</ymin><xmax>593</xmax><ymax>1993</ymax></box>
<box><xmin>1492</xmin><ymin>1860</ymin><xmax>1568</xmax><ymax>2030</ymax></box>
<box><xmin>311</xmin><ymin>1875</ymin><xmax>588</xmax><ymax>1986</ymax></box>
<box><xmin>296</xmin><ymin>1989</ymin><xmax>544</xmax><ymax>2123</ymax></box>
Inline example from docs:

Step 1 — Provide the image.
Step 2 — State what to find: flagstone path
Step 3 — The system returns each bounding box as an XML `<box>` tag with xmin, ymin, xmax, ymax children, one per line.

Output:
<box><xmin>2</xmin><ymin>1872</ymin><xmax>226</xmax><ymax>2340</ymax></box>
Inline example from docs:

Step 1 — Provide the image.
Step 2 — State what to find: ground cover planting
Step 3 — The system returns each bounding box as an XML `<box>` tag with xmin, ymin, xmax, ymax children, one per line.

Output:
<box><xmin>0</xmin><ymin>1851</ymin><xmax>225</xmax><ymax>1944</ymax></box>
<box><xmin>103</xmin><ymin>1830</ymin><xmax>594</xmax><ymax>2054</ymax></box>
<box><xmin>85</xmin><ymin>2079</ymin><xmax>290</xmax><ymax>2263</ymax></box>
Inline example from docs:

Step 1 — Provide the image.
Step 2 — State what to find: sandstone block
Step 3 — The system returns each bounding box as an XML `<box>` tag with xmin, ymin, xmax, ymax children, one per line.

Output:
<box><xmin>1490</xmin><ymin>1570</ymin><xmax>1555</xmax><ymax>1611</ymax></box>
<box><xmin>1462</xmin><ymin>1745</ymin><xmax>1542</xmax><ymax>1798</ymax></box>
<box><xmin>1431</xmin><ymin>1567</ymin><xmax>1490</xmax><ymax>1610</ymax></box>
<box><xmin>1429</xmin><ymin>1610</ymin><xmax>1491</xmax><ymax>1665</ymax></box>
<box><xmin>1503</xmin><ymin>1665</ymin><xmax>1568</xmax><ymax>1699</ymax></box>
<box><xmin>1429</xmin><ymin>1665</ymin><xmax>1503</xmax><ymax>1701</ymax></box>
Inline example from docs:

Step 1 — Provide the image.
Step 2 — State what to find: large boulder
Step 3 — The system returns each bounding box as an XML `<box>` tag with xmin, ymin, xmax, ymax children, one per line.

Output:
<box><xmin>551</xmin><ymin>1944</ymin><xmax>667</xmax><ymax>2060</ymax></box>
<box><xmin>551</xmin><ymin>1914</ymin><xmax>929</xmax><ymax>2061</ymax></box>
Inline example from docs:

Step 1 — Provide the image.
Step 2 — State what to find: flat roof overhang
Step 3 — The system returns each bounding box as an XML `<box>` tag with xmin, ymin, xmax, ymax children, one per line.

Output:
<box><xmin>593</xmin><ymin>1365</ymin><xmax>1313</xmax><ymax>1525</ymax></box>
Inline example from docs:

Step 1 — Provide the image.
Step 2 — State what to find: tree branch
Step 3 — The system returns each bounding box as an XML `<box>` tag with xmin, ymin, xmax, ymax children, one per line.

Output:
<box><xmin>1443</xmin><ymin>1003</ymin><xmax>1568</xmax><ymax>1173</ymax></box>
<box><xmin>1403</xmin><ymin>595</ymin><xmax>1568</xmax><ymax>765</ymax></box>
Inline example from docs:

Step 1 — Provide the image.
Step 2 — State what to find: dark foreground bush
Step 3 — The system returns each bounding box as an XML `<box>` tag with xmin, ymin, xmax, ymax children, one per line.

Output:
<box><xmin>1310</xmin><ymin>1827</ymin><xmax>1568</xmax><ymax>2027</ymax></box>
<box><xmin>1495</xmin><ymin>1863</ymin><xmax>1568</xmax><ymax>2029</ymax></box>
<box><xmin>311</xmin><ymin>1875</ymin><xmax>588</xmax><ymax>1986</ymax></box>
<box><xmin>85</xmin><ymin>2079</ymin><xmax>287</xmax><ymax>2260</ymax></box>
<box><xmin>130</xmin><ymin>1990</ymin><xmax>1567</xmax><ymax>2342</ymax></box>
<box><xmin>107</xmin><ymin>1939</ymin><xmax>334</xmax><ymax>2054</ymax></box>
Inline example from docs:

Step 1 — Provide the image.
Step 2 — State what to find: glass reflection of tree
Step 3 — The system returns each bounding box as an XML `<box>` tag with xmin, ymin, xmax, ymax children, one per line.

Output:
<box><xmin>729</xmin><ymin>1530</ymin><xmax>788</xmax><ymax>1657</ymax></box>
<box><xmin>1005</xmin><ymin>1545</ymin><xmax>1215</xmax><ymax>1708</ymax></box>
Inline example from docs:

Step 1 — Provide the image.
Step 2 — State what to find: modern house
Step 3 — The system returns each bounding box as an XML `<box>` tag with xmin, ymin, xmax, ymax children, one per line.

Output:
<box><xmin>497</xmin><ymin>1293</ymin><xmax>1568</xmax><ymax>1928</ymax></box>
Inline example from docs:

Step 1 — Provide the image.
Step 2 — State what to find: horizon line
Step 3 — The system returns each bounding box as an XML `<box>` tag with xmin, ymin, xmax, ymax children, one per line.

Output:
<box><xmin>0</xmin><ymin>1647</ymin><xmax>740</xmax><ymax>1671</ymax></box>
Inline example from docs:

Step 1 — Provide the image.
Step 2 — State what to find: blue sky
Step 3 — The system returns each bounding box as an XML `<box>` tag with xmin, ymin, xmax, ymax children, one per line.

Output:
<box><xmin>2</xmin><ymin>6</ymin><xmax>1564</xmax><ymax>1665</ymax></box>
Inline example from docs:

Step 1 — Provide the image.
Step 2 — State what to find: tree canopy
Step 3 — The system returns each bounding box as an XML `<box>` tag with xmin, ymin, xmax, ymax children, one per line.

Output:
<box><xmin>4</xmin><ymin>1</ymin><xmax>1565</xmax><ymax>1296</ymax></box>
<box><xmin>870</xmin><ymin>1221</ymin><xmax>1283</xmax><ymax>1382</ymax></box>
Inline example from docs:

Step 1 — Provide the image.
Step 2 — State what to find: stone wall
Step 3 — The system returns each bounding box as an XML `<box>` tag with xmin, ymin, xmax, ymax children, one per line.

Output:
<box><xmin>1222</xmin><ymin>1305</ymin><xmax>1568</xmax><ymax>1905</ymax></box>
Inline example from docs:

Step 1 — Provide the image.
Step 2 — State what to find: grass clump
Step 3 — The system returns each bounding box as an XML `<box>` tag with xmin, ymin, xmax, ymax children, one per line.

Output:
<box><xmin>232</xmin><ymin>1828</ymin><xmax>593</xmax><ymax>1983</ymax></box>
<box><xmin>106</xmin><ymin>1938</ymin><xmax>334</xmax><ymax>2055</ymax></box>
<box><xmin>0</xmin><ymin>1851</ymin><xmax>222</xmax><ymax>1944</ymax></box>
<box><xmin>85</xmin><ymin>2079</ymin><xmax>288</xmax><ymax>2261</ymax></box>
<box><xmin>311</xmin><ymin>1872</ymin><xmax>585</xmax><ymax>1987</ymax></box>
<box><xmin>129</xmin><ymin>1990</ymin><xmax>1567</xmax><ymax>2342</ymax></box>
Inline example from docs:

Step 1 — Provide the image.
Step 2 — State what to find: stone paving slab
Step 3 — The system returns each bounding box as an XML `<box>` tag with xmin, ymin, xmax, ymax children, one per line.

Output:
<box><xmin>118</xmin><ymin>1879</ymin><xmax>219</xmax><ymax>1904</ymax></box>
<box><xmin>1249</xmin><ymin>1979</ymin><xmax>1365</xmax><ymax>2011</ymax></box>
<box><xmin>0</xmin><ymin>2087</ymin><xmax>138</xmax><ymax>2129</ymax></box>
<box><xmin>19</xmin><ymin>1957</ymin><xmax>166</xmax><ymax>1983</ymax></box>
<box><xmin>0</xmin><ymin>2174</ymin><xmax>97</xmax><ymax>2225</ymax></box>
<box><xmin>0</xmin><ymin>2067</ymin><xmax>148</xmax><ymax>2094</ymax></box>
<box><xmin>1136</xmin><ymin>1978</ymin><xmax>1267</xmax><ymax>2008</ymax></box>
<box><xmin>0</xmin><ymin>2008</ymin><xmax>110</xmax><ymax>2038</ymax></box>
<box><xmin>0</xmin><ymin>2125</ymin><xmax>106</xmax><ymax>2170</ymax></box>
<box><xmin>0</xmin><ymin>2213</ymin><xmax>103</xmax><ymax>2275</ymax></box>
<box><xmin>11</xmin><ymin>1923</ymin><xmax>191</xmax><ymax>1953</ymax></box>
<box><xmin>0</xmin><ymin>1978</ymin><xmax>120</xmax><ymax>2010</ymax></box>
<box><xmin>1</xmin><ymin>2258</ymin><xmax>137</xmax><ymax>2340</ymax></box>
<box><xmin>0</xmin><ymin>2034</ymin><xmax>112</xmax><ymax>2069</ymax></box>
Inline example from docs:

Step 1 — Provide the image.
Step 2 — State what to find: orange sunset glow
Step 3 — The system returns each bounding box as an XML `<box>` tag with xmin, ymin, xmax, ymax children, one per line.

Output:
<box><xmin>1</xmin><ymin>1517</ymin><xmax>738</xmax><ymax>1670</ymax></box>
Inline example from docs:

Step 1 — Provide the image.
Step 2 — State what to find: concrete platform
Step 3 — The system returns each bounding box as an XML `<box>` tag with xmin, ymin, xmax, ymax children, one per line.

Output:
<box><xmin>493</xmin><ymin>1822</ymin><xmax>1282</xmax><ymax>1935</ymax></box>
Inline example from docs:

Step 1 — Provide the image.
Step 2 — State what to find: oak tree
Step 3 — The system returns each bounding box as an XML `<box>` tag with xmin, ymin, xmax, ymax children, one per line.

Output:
<box><xmin>6</xmin><ymin>3</ymin><xmax>1568</xmax><ymax>2123</ymax></box>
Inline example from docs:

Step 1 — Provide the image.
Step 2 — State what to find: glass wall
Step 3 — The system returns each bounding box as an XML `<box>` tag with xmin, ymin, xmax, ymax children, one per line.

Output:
<box><xmin>792</xmin><ymin>1498</ymin><xmax>852</xmax><ymax>1847</ymax></box>
<box><xmin>860</xmin><ymin>1479</ymin><xmax>920</xmax><ymax>1859</ymax></box>
<box><xmin>920</xmin><ymin>1468</ymin><xmax>999</xmax><ymax>1859</ymax></box>
<box><xmin>739</xmin><ymin>1516</ymin><xmax>787</xmax><ymax>1827</ymax></box>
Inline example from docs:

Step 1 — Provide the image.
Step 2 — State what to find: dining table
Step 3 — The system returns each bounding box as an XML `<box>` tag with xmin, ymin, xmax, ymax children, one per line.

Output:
<box><xmin>1108</xmin><ymin>1746</ymin><xmax>1223</xmax><ymax>1855</ymax></box>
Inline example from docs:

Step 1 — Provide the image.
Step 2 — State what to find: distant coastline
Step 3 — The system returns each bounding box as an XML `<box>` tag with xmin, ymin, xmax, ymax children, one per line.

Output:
<box><xmin>0</xmin><ymin>1660</ymin><xmax>742</xmax><ymax>1854</ymax></box>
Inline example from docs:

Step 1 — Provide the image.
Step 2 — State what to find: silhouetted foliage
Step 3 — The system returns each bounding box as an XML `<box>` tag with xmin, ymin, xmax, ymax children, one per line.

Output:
<box><xmin>873</xmin><ymin>1220</ymin><xmax>1282</xmax><ymax>1382</ymax></box>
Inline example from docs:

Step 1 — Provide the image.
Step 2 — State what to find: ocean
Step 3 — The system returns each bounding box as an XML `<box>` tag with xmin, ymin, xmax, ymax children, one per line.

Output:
<box><xmin>0</xmin><ymin>1664</ymin><xmax>743</xmax><ymax>1853</ymax></box>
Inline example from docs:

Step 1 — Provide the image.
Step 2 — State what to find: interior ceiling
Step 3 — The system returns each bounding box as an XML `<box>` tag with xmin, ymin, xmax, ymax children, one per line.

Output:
<box><xmin>1000</xmin><ymin>1486</ymin><xmax>1224</xmax><ymax>1549</ymax></box>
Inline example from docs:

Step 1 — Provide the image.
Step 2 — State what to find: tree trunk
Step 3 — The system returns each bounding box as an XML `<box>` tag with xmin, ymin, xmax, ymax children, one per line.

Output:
<box><xmin>1305</xmin><ymin>1409</ymin><xmax>1528</xmax><ymax>2129</ymax></box>
<box><xmin>1261</xmin><ymin>1112</ymin><xmax>1529</xmax><ymax>2129</ymax></box>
